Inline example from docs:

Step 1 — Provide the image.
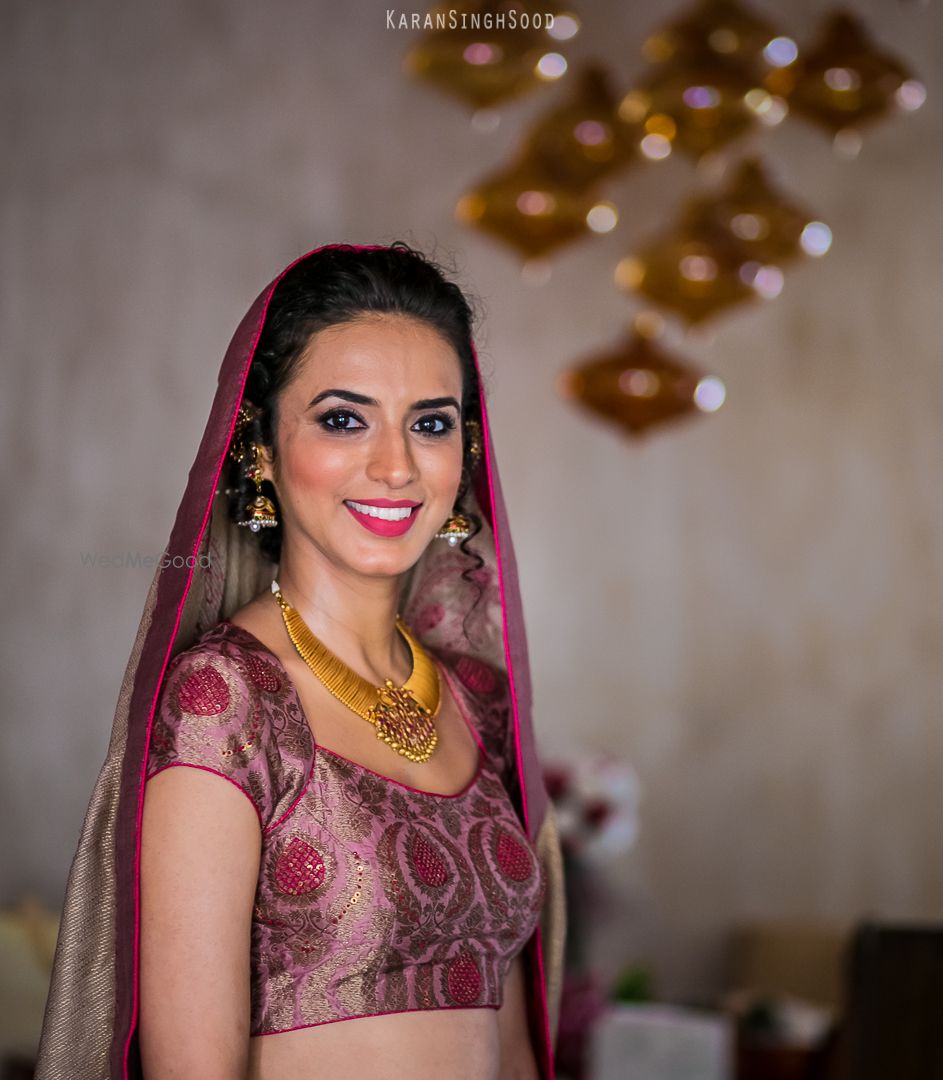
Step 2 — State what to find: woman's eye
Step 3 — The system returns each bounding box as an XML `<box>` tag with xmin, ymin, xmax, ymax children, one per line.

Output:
<box><xmin>319</xmin><ymin>409</ymin><xmax>366</xmax><ymax>432</ymax></box>
<box><xmin>317</xmin><ymin>409</ymin><xmax>456</xmax><ymax>436</ymax></box>
<box><xmin>414</xmin><ymin>413</ymin><xmax>457</xmax><ymax>437</ymax></box>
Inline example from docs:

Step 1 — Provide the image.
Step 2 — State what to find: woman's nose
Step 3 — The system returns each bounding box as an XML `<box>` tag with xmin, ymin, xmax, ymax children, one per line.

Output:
<box><xmin>365</xmin><ymin>426</ymin><xmax>417</xmax><ymax>487</ymax></box>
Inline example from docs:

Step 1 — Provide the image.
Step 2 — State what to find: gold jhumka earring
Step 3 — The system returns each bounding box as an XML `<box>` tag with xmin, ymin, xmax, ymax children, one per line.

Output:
<box><xmin>229</xmin><ymin>402</ymin><xmax>279</xmax><ymax>532</ymax></box>
<box><xmin>434</xmin><ymin>418</ymin><xmax>482</xmax><ymax>546</ymax></box>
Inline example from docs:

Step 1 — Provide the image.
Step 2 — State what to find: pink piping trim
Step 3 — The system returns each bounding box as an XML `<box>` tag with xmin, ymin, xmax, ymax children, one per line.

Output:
<box><xmin>472</xmin><ymin>347</ymin><xmax>530</xmax><ymax>839</ymax></box>
<box><xmin>123</xmin><ymin>244</ymin><xmax>341</xmax><ymax>1076</ymax></box>
<box><xmin>534</xmin><ymin>929</ymin><xmax>555</xmax><ymax>1078</ymax></box>
<box><xmin>315</xmin><ymin>743</ymin><xmax>483</xmax><ymax>800</ymax></box>
<box><xmin>145</xmin><ymin>762</ymin><xmax>264</xmax><ymax>829</ymax></box>
<box><xmin>254</xmin><ymin>1003</ymin><xmax>500</xmax><ymax>1038</ymax></box>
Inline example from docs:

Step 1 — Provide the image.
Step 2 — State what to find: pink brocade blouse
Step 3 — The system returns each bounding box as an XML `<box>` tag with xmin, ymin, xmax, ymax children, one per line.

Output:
<box><xmin>144</xmin><ymin>620</ymin><xmax>545</xmax><ymax>1036</ymax></box>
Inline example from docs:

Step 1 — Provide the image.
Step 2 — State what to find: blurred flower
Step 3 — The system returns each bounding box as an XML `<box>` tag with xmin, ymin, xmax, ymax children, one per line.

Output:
<box><xmin>544</xmin><ymin>753</ymin><xmax>641</xmax><ymax>863</ymax></box>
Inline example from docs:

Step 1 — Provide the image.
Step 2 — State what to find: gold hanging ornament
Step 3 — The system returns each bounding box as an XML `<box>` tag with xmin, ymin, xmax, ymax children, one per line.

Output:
<box><xmin>772</xmin><ymin>12</ymin><xmax>925</xmax><ymax>139</ymax></box>
<box><xmin>622</xmin><ymin>0</ymin><xmax>799</xmax><ymax>161</ymax></box>
<box><xmin>457</xmin><ymin>149</ymin><xmax>618</xmax><ymax>261</ymax></box>
<box><xmin>616</xmin><ymin>218</ymin><xmax>759</xmax><ymax>326</ymax></box>
<box><xmin>643</xmin><ymin>0</ymin><xmax>794</xmax><ymax>78</ymax></box>
<box><xmin>680</xmin><ymin>157</ymin><xmax>825</xmax><ymax>267</ymax></box>
<box><xmin>524</xmin><ymin>64</ymin><xmax>637</xmax><ymax>189</ymax></box>
<box><xmin>559</xmin><ymin>327</ymin><xmax>725</xmax><ymax>438</ymax></box>
<box><xmin>623</xmin><ymin>56</ymin><xmax>765</xmax><ymax>161</ymax></box>
<box><xmin>615</xmin><ymin>158</ymin><xmax>828</xmax><ymax>325</ymax></box>
<box><xmin>404</xmin><ymin>1</ymin><xmax>572</xmax><ymax>111</ymax></box>
<box><xmin>272</xmin><ymin>581</ymin><xmax>441</xmax><ymax>764</ymax></box>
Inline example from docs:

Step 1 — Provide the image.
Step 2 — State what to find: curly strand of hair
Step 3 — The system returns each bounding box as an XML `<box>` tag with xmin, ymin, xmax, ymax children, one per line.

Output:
<box><xmin>457</xmin><ymin>507</ymin><xmax>487</xmax><ymax>643</ymax></box>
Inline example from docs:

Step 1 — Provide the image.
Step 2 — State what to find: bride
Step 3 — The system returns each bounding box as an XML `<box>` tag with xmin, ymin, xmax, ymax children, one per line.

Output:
<box><xmin>36</xmin><ymin>242</ymin><xmax>565</xmax><ymax>1080</ymax></box>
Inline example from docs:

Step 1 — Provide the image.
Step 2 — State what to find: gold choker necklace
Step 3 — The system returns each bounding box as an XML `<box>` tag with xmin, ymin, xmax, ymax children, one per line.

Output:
<box><xmin>270</xmin><ymin>580</ymin><xmax>440</xmax><ymax>764</ymax></box>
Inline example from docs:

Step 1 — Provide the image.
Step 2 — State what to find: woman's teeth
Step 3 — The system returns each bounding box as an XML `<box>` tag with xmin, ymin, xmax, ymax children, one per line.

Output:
<box><xmin>346</xmin><ymin>501</ymin><xmax>415</xmax><ymax>521</ymax></box>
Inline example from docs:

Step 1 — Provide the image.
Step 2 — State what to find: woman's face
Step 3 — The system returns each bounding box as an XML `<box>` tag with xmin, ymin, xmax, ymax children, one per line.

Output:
<box><xmin>262</xmin><ymin>313</ymin><xmax>466</xmax><ymax>580</ymax></box>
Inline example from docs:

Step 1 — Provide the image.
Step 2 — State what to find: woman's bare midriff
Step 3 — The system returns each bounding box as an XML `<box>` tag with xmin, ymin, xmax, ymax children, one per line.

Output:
<box><xmin>248</xmin><ymin>1007</ymin><xmax>502</xmax><ymax>1080</ymax></box>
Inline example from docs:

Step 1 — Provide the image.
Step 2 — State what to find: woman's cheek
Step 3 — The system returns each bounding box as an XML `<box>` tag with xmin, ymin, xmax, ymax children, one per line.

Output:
<box><xmin>284</xmin><ymin>436</ymin><xmax>351</xmax><ymax>498</ymax></box>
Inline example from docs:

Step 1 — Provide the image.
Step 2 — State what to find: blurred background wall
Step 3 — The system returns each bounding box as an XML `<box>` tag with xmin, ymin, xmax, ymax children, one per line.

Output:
<box><xmin>3</xmin><ymin>0</ymin><xmax>942</xmax><ymax>1006</ymax></box>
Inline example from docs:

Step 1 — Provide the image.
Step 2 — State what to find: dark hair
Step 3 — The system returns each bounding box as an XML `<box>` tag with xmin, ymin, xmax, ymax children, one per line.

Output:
<box><xmin>227</xmin><ymin>241</ymin><xmax>486</xmax><ymax>592</ymax></box>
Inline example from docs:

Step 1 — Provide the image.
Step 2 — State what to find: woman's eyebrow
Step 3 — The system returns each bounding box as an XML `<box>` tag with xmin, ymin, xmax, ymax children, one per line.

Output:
<box><xmin>309</xmin><ymin>388</ymin><xmax>461</xmax><ymax>411</ymax></box>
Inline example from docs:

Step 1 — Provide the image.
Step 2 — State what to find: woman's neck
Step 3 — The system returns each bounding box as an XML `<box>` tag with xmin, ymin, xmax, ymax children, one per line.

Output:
<box><xmin>275</xmin><ymin>550</ymin><xmax>411</xmax><ymax>685</ymax></box>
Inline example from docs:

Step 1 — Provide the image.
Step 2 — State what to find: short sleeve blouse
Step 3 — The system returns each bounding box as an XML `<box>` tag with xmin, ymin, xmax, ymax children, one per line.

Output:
<box><xmin>143</xmin><ymin>621</ymin><xmax>544</xmax><ymax>1035</ymax></box>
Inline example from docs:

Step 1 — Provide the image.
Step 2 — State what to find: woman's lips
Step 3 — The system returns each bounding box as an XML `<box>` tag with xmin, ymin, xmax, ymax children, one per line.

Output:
<box><xmin>344</xmin><ymin>500</ymin><xmax>421</xmax><ymax>537</ymax></box>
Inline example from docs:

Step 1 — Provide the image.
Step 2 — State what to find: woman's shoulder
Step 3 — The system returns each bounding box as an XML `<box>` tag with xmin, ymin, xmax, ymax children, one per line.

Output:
<box><xmin>170</xmin><ymin>618</ymin><xmax>289</xmax><ymax>686</ymax></box>
<box><xmin>147</xmin><ymin>619</ymin><xmax>310</xmax><ymax>826</ymax></box>
<box><xmin>155</xmin><ymin>621</ymin><xmax>292</xmax><ymax>726</ymax></box>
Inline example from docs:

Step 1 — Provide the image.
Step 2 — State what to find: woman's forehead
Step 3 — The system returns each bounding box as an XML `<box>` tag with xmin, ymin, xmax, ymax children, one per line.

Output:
<box><xmin>290</xmin><ymin>313</ymin><xmax>463</xmax><ymax>391</ymax></box>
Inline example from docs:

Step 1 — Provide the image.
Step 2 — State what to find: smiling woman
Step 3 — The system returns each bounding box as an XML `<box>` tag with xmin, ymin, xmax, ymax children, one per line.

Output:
<box><xmin>36</xmin><ymin>243</ymin><xmax>566</xmax><ymax>1080</ymax></box>
<box><xmin>251</xmin><ymin>313</ymin><xmax>467</xmax><ymax>580</ymax></box>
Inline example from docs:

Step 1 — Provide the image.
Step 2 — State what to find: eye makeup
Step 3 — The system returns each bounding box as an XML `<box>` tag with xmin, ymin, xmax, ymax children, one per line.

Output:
<box><xmin>317</xmin><ymin>407</ymin><xmax>457</xmax><ymax>438</ymax></box>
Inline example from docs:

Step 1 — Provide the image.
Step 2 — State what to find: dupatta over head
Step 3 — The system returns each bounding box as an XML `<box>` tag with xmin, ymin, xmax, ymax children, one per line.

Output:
<box><xmin>36</xmin><ymin>243</ymin><xmax>566</xmax><ymax>1079</ymax></box>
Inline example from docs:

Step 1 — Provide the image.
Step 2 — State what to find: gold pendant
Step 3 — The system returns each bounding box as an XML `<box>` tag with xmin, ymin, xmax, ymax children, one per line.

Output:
<box><xmin>369</xmin><ymin>680</ymin><xmax>439</xmax><ymax>764</ymax></box>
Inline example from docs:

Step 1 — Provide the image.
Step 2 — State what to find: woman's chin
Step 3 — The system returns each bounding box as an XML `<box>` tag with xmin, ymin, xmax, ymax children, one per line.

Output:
<box><xmin>346</xmin><ymin>544</ymin><xmax>429</xmax><ymax>580</ymax></box>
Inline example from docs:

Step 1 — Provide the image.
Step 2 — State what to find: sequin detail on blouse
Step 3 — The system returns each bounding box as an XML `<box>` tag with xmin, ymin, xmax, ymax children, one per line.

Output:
<box><xmin>145</xmin><ymin>621</ymin><xmax>544</xmax><ymax>1035</ymax></box>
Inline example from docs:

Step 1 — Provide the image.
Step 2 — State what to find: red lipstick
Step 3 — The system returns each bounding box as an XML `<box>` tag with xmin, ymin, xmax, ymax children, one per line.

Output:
<box><xmin>344</xmin><ymin>498</ymin><xmax>422</xmax><ymax>537</ymax></box>
<box><xmin>347</xmin><ymin>498</ymin><xmax>421</xmax><ymax>508</ymax></box>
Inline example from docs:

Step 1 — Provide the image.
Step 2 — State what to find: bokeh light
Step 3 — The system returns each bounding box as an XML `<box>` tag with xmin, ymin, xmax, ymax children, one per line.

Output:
<box><xmin>586</xmin><ymin>202</ymin><xmax>619</xmax><ymax>234</ymax></box>
<box><xmin>536</xmin><ymin>52</ymin><xmax>567</xmax><ymax>80</ymax></box>
<box><xmin>640</xmin><ymin>133</ymin><xmax>672</xmax><ymax>160</ymax></box>
<box><xmin>800</xmin><ymin>221</ymin><xmax>833</xmax><ymax>256</ymax></box>
<box><xmin>763</xmin><ymin>36</ymin><xmax>799</xmax><ymax>67</ymax></box>
<box><xmin>694</xmin><ymin>376</ymin><xmax>727</xmax><ymax>412</ymax></box>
